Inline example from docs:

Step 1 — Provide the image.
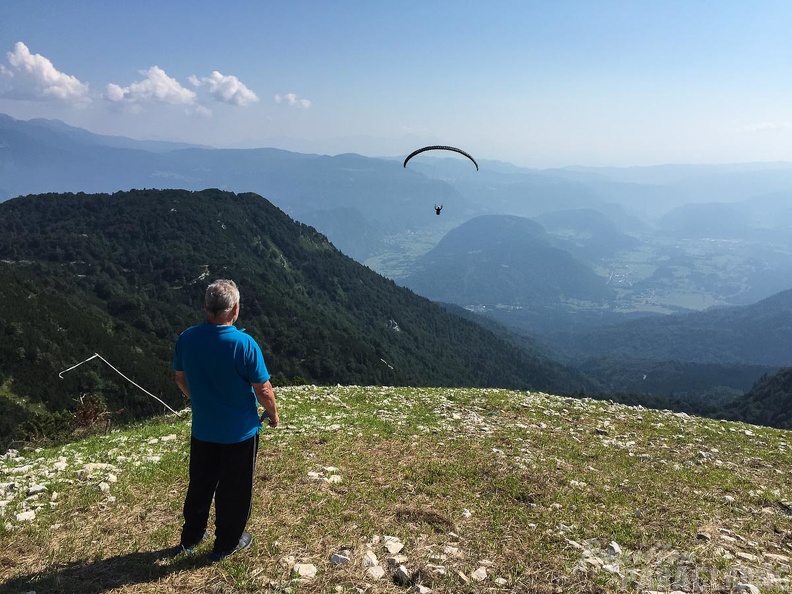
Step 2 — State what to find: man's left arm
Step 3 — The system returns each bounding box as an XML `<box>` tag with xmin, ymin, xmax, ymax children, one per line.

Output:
<box><xmin>253</xmin><ymin>380</ymin><xmax>279</xmax><ymax>427</ymax></box>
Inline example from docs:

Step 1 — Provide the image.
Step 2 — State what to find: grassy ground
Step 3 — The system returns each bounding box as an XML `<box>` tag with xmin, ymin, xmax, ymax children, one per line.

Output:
<box><xmin>1</xmin><ymin>386</ymin><xmax>790</xmax><ymax>593</ymax></box>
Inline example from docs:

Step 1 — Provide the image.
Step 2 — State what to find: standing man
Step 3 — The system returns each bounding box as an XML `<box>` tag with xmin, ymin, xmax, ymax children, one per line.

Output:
<box><xmin>172</xmin><ymin>279</ymin><xmax>279</xmax><ymax>561</ymax></box>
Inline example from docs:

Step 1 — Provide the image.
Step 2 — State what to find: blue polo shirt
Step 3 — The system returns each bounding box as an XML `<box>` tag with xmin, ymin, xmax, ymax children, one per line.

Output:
<box><xmin>173</xmin><ymin>322</ymin><xmax>270</xmax><ymax>443</ymax></box>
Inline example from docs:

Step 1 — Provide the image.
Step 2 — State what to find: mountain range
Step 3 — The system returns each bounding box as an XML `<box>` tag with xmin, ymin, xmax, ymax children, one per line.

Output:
<box><xmin>0</xmin><ymin>188</ymin><xmax>593</xmax><ymax>450</ymax></box>
<box><xmin>2</xmin><ymin>114</ymin><xmax>792</xmax><ymax>433</ymax></box>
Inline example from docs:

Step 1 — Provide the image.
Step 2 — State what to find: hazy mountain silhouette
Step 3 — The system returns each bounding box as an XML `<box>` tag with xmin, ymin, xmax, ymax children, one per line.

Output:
<box><xmin>400</xmin><ymin>215</ymin><xmax>615</xmax><ymax>306</ymax></box>
<box><xmin>532</xmin><ymin>208</ymin><xmax>643</xmax><ymax>263</ymax></box>
<box><xmin>552</xmin><ymin>289</ymin><xmax>792</xmax><ymax>367</ymax></box>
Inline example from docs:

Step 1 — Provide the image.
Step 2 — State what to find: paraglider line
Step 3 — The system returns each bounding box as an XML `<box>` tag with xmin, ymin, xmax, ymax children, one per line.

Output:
<box><xmin>58</xmin><ymin>352</ymin><xmax>182</xmax><ymax>416</ymax></box>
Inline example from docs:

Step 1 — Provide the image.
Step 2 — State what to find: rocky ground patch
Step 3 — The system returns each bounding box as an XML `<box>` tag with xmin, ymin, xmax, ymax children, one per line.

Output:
<box><xmin>1</xmin><ymin>386</ymin><xmax>790</xmax><ymax>593</ymax></box>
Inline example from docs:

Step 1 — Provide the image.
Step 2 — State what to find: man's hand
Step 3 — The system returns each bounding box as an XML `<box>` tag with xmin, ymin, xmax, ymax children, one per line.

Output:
<box><xmin>260</xmin><ymin>409</ymin><xmax>278</xmax><ymax>427</ymax></box>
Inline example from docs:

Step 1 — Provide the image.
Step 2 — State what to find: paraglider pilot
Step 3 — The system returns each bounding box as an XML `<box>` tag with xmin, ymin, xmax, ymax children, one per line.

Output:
<box><xmin>434</xmin><ymin>204</ymin><xmax>443</xmax><ymax>215</ymax></box>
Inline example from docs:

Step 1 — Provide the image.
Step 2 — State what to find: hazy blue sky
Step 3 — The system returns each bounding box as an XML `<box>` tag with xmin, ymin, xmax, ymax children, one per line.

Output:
<box><xmin>2</xmin><ymin>1</ymin><xmax>792</xmax><ymax>167</ymax></box>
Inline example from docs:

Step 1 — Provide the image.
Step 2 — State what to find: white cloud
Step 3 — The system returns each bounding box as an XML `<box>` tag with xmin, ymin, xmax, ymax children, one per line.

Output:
<box><xmin>104</xmin><ymin>66</ymin><xmax>198</xmax><ymax>107</ymax></box>
<box><xmin>744</xmin><ymin>122</ymin><xmax>792</xmax><ymax>132</ymax></box>
<box><xmin>0</xmin><ymin>41</ymin><xmax>90</xmax><ymax>104</ymax></box>
<box><xmin>275</xmin><ymin>92</ymin><xmax>312</xmax><ymax>109</ymax></box>
<box><xmin>188</xmin><ymin>71</ymin><xmax>258</xmax><ymax>106</ymax></box>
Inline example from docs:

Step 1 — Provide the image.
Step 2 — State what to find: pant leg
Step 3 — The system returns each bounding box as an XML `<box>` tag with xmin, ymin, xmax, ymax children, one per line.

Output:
<box><xmin>180</xmin><ymin>436</ymin><xmax>220</xmax><ymax>547</ymax></box>
<box><xmin>213</xmin><ymin>433</ymin><xmax>259</xmax><ymax>552</ymax></box>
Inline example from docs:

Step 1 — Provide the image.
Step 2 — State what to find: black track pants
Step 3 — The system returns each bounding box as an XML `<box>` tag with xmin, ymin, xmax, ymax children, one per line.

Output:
<box><xmin>180</xmin><ymin>433</ymin><xmax>259</xmax><ymax>552</ymax></box>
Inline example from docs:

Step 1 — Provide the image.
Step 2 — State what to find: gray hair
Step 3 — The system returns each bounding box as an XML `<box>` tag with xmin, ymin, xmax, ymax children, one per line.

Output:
<box><xmin>205</xmin><ymin>279</ymin><xmax>239</xmax><ymax>314</ymax></box>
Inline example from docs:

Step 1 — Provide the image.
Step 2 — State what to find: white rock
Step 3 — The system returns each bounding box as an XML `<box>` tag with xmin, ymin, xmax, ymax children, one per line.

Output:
<box><xmin>366</xmin><ymin>565</ymin><xmax>385</xmax><ymax>580</ymax></box>
<box><xmin>293</xmin><ymin>563</ymin><xmax>317</xmax><ymax>578</ymax></box>
<box><xmin>414</xmin><ymin>585</ymin><xmax>431</xmax><ymax>594</ymax></box>
<box><xmin>324</xmin><ymin>475</ymin><xmax>342</xmax><ymax>484</ymax></box>
<box><xmin>722</xmin><ymin>495</ymin><xmax>736</xmax><ymax>504</ymax></box>
<box><xmin>584</xmin><ymin>555</ymin><xmax>603</xmax><ymax>569</ymax></box>
<box><xmin>606</xmin><ymin>541</ymin><xmax>622</xmax><ymax>556</ymax></box>
<box><xmin>494</xmin><ymin>577</ymin><xmax>508</xmax><ymax>586</ymax></box>
<box><xmin>26</xmin><ymin>485</ymin><xmax>47</xmax><ymax>496</ymax></box>
<box><xmin>161</xmin><ymin>434</ymin><xmax>178</xmax><ymax>441</ymax></box>
<box><xmin>15</xmin><ymin>510</ymin><xmax>35</xmax><ymax>522</ymax></box>
<box><xmin>471</xmin><ymin>566</ymin><xmax>487</xmax><ymax>582</ymax></box>
<box><xmin>98</xmin><ymin>482</ymin><xmax>111</xmax><ymax>493</ymax></box>
<box><xmin>362</xmin><ymin>550</ymin><xmax>378</xmax><ymax>567</ymax></box>
<box><xmin>76</xmin><ymin>463</ymin><xmax>114</xmax><ymax>479</ymax></box>
<box><xmin>384</xmin><ymin>537</ymin><xmax>404</xmax><ymax>554</ymax></box>
<box><xmin>9</xmin><ymin>465</ymin><xmax>33</xmax><ymax>474</ymax></box>
<box><xmin>386</xmin><ymin>554</ymin><xmax>409</xmax><ymax>566</ymax></box>
<box><xmin>733</xmin><ymin>584</ymin><xmax>760</xmax><ymax>594</ymax></box>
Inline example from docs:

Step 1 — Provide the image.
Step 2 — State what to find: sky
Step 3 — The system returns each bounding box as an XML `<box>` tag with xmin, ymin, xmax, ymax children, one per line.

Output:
<box><xmin>2</xmin><ymin>0</ymin><xmax>792</xmax><ymax>168</ymax></box>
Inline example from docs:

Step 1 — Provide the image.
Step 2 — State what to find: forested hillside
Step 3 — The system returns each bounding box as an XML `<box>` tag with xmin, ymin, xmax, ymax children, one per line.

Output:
<box><xmin>552</xmin><ymin>289</ymin><xmax>792</xmax><ymax>367</ymax></box>
<box><xmin>0</xmin><ymin>189</ymin><xmax>592</xmax><ymax>450</ymax></box>
<box><xmin>722</xmin><ymin>367</ymin><xmax>792</xmax><ymax>429</ymax></box>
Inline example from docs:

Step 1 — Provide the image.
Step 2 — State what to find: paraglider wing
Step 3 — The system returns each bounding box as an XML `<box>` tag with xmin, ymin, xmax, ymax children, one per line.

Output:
<box><xmin>403</xmin><ymin>145</ymin><xmax>479</xmax><ymax>171</ymax></box>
